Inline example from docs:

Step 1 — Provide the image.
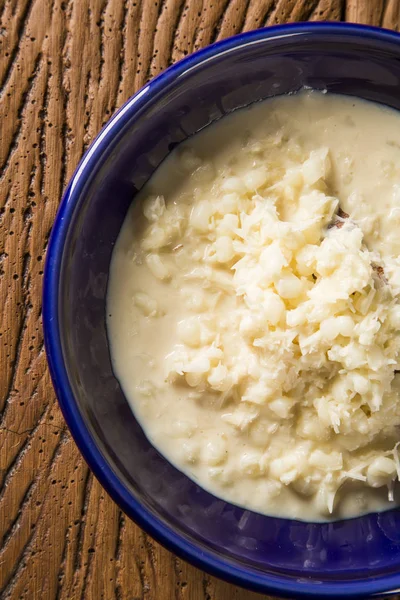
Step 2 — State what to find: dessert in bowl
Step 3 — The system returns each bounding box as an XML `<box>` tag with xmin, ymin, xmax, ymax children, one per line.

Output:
<box><xmin>44</xmin><ymin>23</ymin><xmax>400</xmax><ymax>598</ymax></box>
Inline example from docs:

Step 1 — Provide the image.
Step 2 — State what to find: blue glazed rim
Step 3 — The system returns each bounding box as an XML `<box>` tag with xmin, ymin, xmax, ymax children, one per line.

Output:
<box><xmin>43</xmin><ymin>22</ymin><xmax>400</xmax><ymax>599</ymax></box>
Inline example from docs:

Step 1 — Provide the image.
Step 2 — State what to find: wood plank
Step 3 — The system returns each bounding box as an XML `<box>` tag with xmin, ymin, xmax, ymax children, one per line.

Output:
<box><xmin>0</xmin><ymin>0</ymin><xmax>398</xmax><ymax>598</ymax></box>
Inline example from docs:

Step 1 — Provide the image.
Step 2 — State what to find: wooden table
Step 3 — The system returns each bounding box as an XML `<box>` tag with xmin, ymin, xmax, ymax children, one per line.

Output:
<box><xmin>1</xmin><ymin>0</ymin><xmax>400</xmax><ymax>598</ymax></box>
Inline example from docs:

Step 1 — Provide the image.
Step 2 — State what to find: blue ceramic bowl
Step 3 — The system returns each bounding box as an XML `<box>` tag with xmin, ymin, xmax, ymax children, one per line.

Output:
<box><xmin>43</xmin><ymin>22</ymin><xmax>400</xmax><ymax>599</ymax></box>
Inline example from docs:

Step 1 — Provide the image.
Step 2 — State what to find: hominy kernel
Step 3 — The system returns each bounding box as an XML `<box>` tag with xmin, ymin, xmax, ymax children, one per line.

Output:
<box><xmin>203</xmin><ymin>439</ymin><xmax>228</xmax><ymax>466</ymax></box>
<box><xmin>275</xmin><ymin>272</ymin><xmax>304</xmax><ymax>299</ymax></box>
<box><xmin>221</xmin><ymin>176</ymin><xmax>247</xmax><ymax>194</ymax></box>
<box><xmin>145</xmin><ymin>253</ymin><xmax>170</xmax><ymax>280</ymax></box>
<box><xmin>177</xmin><ymin>318</ymin><xmax>201</xmax><ymax>347</ymax></box>
<box><xmin>367</xmin><ymin>457</ymin><xmax>397</xmax><ymax>488</ymax></box>
<box><xmin>190</xmin><ymin>201</ymin><xmax>212</xmax><ymax>232</ymax></box>
<box><xmin>134</xmin><ymin>292</ymin><xmax>158</xmax><ymax>316</ymax></box>
<box><xmin>215</xmin><ymin>236</ymin><xmax>235</xmax><ymax>263</ymax></box>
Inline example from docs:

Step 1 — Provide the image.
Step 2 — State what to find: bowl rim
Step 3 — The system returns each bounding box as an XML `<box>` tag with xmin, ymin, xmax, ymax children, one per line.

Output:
<box><xmin>43</xmin><ymin>21</ymin><xmax>400</xmax><ymax>599</ymax></box>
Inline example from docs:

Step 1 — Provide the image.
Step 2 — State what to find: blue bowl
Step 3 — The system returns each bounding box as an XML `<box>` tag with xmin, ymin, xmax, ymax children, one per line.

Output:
<box><xmin>43</xmin><ymin>22</ymin><xmax>400</xmax><ymax>599</ymax></box>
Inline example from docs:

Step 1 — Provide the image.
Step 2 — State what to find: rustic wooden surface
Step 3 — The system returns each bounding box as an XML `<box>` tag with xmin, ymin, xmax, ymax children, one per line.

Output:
<box><xmin>1</xmin><ymin>0</ymin><xmax>400</xmax><ymax>598</ymax></box>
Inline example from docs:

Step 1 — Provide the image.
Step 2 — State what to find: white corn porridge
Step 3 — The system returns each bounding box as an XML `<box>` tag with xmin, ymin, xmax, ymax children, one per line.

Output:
<box><xmin>107</xmin><ymin>91</ymin><xmax>400</xmax><ymax>521</ymax></box>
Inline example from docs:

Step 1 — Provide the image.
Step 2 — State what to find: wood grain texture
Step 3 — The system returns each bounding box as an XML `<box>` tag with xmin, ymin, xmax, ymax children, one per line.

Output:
<box><xmin>0</xmin><ymin>1</ymin><xmax>399</xmax><ymax>598</ymax></box>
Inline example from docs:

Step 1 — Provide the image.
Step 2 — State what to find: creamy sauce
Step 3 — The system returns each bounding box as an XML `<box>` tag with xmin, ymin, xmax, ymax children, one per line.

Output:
<box><xmin>107</xmin><ymin>92</ymin><xmax>400</xmax><ymax>521</ymax></box>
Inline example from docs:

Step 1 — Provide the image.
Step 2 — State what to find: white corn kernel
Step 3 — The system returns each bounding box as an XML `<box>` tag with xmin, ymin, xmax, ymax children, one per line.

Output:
<box><xmin>367</xmin><ymin>457</ymin><xmax>397</xmax><ymax>488</ymax></box>
<box><xmin>221</xmin><ymin>176</ymin><xmax>247</xmax><ymax>194</ymax></box>
<box><xmin>263</xmin><ymin>292</ymin><xmax>285</xmax><ymax>325</ymax></box>
<box><xmin>182</xmin><ymin>440</ymin><xmax>200</xmax><ymax>464</ymax></box>
<box><xmin>215</xmin><ymin>236</ymin><xmax>235</xmax><ymax>263</ymax></box>
<box><xmin>142</xmin><ymin>195</ymin><xmax>166</xmax><ymax>222</ymax></box>
<box><xmin>218</xmin><ymin>213</ymin><xmax>239</xmax><ymax>234</ymax></box>
<box><xmin>309</xmin><ymin>449</ymin><xmax>343</xmax><ymax>471</ymax></box>
<box><xmin>260</xmin><ymin>241</ymin><xmax>287</xmax><ymax>280</ymax></box>
<box><xmin>275</xmin><ymin>272</ymin><xmax>304</xmax><ymax>299</ymax></box>
<box><xmin>207</xmin><ymin>364</ymin><xmax>230</xmax><ymax>392</ymax></box>
<box><xmin>134</xmin><ymin>292</ymin><xmax>158</xmax><ymax>316</ymax></box>
<box><xmin>190</xmin><ymin>201</ymin><xmax>212</xmax><ymax>232</ymax></box>
<box><xmin>177</xmin><ymin>318</ymin><xmax>202</xmax><ymax>347</ymax></box>
<box><xmin>141</xmin><ymin>226</ymin><xmax>168</xmax><ymax>251</ymax></box>
<box><xmin>184</xmin><ymin>372</ymin><xmax>204</xmax><ymax>387</ymax></box>
<box><xmin>320</xmin><ymin>315</ymin><xmax>354</xmax><ymax>341</ymax></box>
<box><xmin>295</xmin><ymin>244</ymin><xmax>317</xmax><ymax>276</ymax></box>
<box><xmin>220</xmin><ymin>193</ymin><xmax>240</xmax><ymax>213</ymax></box>
<box><xmin>203</xmin><ymin>439</ymin><xmax>228</xmax><ymax>466</ymax></box>
<box><xmin>184</xmin><ymin>356</ymin><xmax>210</xmax><ymax>374</ymax></box>
<box><xmin>239</xmin><ymin>451</ymin><xmax>263</xmax><ymax>477</ymax></box>
<box><xmin>269</xmin><ymin>455</ymin><xmax>299</xmax><ymax>485</ymax></box>
<box><xmin>243</xmin><ymin>169</ymin><xmax>268</xmax><ymax>192</ymax></box>
<box><xmin>145</xmin><ymin>253</ymin><xmax>170</xmax><ymax>280</ymax></box>
<box><xmin>268</xmin><ymin>397</ymin><xmax>294</xmax><ymax>419</ymax></box>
